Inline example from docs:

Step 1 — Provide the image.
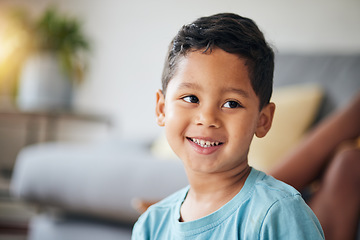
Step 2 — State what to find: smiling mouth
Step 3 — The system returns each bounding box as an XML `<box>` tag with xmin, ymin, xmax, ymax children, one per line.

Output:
<box><xmin>187</xmin><ymin>137</ymin><xmax>224</xmax><ymax>148</ymax></box>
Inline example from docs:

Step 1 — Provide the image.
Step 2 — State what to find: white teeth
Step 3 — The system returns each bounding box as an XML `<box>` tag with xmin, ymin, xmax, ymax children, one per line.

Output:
<box><xmin>192</xmin><ymin>138</ymin><xmax>199</xmax><ymax>144</ymax></box>
<box><xmin>191</xmin><ymin>138</ymin><xmax>221</xmax><ymax>148</ymax></box>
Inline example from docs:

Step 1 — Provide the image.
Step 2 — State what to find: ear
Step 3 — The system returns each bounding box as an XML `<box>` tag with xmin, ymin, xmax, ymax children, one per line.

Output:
<box><xmin>255</xmin><ymin>102</ymin><xmax>275</xmax><ymax>138</ymax></box>
<box><xmin>155</xmin><ymin>89</ymin><xmax>166</xmax><ymax>127</ymax></box>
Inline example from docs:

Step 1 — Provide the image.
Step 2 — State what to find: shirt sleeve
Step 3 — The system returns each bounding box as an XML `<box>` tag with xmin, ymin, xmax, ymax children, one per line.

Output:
<box><xmin>259</xmin><ymin>194</ymin><xmax>324</xmax><ymax>240</ymax></box>
<box><xmin>131</xmin><ymin>214</ymin><xmax>149</xmax><ymax>240</ymax></box>
<box><xmin>131</xmin><ymin>221</ymin><xmax>142</xmax><ymax>240</ymax></box>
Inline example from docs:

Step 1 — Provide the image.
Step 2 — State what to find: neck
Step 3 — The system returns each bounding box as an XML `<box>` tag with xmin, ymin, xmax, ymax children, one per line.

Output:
<box><xmin>187</xmin><ymin>163</ymin><xmax>251</xmax><ymax>199</ymax></box>
<box><xmin>180</xmin><ymin>163</ymin><xmax>251</xmax><ymax>222</ymax></box>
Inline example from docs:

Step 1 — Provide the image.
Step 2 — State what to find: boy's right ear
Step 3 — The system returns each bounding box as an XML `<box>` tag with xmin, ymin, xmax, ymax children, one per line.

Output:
<box><xmin>155</xmin><ymin>89</ymin><xmax>166</xmax><ymax>127</ymax></box>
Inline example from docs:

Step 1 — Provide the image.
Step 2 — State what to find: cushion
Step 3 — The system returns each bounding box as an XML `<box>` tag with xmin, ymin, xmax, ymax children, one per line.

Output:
<box><xmin>248</xmin><ymin>84</ymin><xmax>323</xmax><ymax>172</ymax></box>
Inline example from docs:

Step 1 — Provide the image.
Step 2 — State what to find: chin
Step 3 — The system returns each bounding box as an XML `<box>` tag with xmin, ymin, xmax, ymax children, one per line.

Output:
<box><xmin>184</xmin><ymin>160</ymin><xmax>223</xmax><ymax>174</ymax></box>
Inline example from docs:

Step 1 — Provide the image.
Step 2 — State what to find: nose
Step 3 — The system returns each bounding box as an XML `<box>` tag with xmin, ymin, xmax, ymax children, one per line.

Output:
<box><xmin>195</xmin><ymin>105</ymin><xmax>221</xmax><ymax>128</ymax></box>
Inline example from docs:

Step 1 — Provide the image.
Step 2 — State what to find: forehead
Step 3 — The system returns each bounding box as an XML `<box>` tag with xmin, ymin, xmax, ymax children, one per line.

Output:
<box><xmin>171</xmin><ymin>48</ymin><xmax>253</xmax><ymax>92</ymax></box>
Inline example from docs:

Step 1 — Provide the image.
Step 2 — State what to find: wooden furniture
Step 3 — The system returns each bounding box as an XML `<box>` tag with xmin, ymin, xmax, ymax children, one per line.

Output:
<box><xmin>0</xmin><ymin>109</ymin><xmax>111</xmax><ymax>174</ymax></box>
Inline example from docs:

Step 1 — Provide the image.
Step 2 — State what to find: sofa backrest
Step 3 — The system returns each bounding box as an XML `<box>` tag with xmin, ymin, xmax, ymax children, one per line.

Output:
<box><xmin>274</xmin><ymin>54</ymin><xmax>360</xmax><ymax>122</ymax></box>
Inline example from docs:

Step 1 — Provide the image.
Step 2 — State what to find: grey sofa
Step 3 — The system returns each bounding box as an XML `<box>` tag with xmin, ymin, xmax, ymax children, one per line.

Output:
<box><xmin>10</xmin><ymin>53</ymin><xmax>360</xmax><ymax>240</ymax></box>
<box><xmin>11</xmin><ymin>138</ymin><xmax>188</xmax><ymax>239</ymax></box>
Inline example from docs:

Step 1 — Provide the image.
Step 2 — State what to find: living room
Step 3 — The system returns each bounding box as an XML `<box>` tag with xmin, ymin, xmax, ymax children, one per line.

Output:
<box><xmin>0</xmin><ymin>0</ymin><xmax>359</xmax><ymax>239</ymax></box>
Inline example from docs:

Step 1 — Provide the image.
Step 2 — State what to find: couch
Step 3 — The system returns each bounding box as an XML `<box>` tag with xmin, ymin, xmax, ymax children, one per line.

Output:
<box><xmin>10</xmin><ymin>53</ymin><xmax>360</xmax><ymax>240</ymax></box>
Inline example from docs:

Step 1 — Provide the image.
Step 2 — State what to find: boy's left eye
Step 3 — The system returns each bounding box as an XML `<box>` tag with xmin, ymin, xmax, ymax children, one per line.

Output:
<box><xmin>223</xmin><ymin>101</ymin><xmax>242</xmax><ymax>109</ymax></box>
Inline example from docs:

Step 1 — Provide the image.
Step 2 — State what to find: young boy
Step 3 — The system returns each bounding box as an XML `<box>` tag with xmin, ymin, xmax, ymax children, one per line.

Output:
<box><xmin>132</xmin><ymin>13</ymin><xmax>324</xmax><ymax>239</ymax></box>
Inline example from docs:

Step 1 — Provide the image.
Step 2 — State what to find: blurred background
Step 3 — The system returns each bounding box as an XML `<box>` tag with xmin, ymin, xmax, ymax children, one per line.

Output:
<box><xmin>1</xmin><ymin>0</ymin><xmax>360</xmax><ymax>141</ymax></box>
<box><xmin>0</xmin><ymin>0</ymin><xmax>359</xmax><ymax>239</ymax></box>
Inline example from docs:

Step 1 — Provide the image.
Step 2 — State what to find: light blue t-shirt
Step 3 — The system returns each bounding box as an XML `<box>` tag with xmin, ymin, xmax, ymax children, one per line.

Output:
<box><xmin>132</xmin><ymin>168</ymin><xmax>324</xmax><ymax>239</ymax></box>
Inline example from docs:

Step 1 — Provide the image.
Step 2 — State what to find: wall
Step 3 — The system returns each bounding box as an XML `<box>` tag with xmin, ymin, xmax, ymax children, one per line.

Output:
<box><xmin>1</xmin><ymin>0</ymin><xmax>360</xmax><ymax>140</ymax></box>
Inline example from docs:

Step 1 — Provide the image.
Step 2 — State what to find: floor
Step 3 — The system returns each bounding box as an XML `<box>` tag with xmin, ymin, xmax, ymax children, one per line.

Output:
<box><xmin>0</xmin><ymin>171</ymin><xmax>37</xmax><ymax>240</ymax></box>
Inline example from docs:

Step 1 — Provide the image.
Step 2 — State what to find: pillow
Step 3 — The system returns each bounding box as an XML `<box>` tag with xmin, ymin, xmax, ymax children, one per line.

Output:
<box><xmin>151</xmin><ymin>83</ymin><xmax>324</xmax><ymax>172</ymax></box>
<box><xmin>248</xmin><ymin>83</ymin><xmax>323</xmax><ymax>172</ymax></box>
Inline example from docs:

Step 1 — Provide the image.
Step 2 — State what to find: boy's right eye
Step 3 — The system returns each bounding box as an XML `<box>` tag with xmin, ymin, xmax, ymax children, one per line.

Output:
<box><xmin>182</xmin><ymin>95</ymin><xmax>199</xmax><ymax>103</ymax></box>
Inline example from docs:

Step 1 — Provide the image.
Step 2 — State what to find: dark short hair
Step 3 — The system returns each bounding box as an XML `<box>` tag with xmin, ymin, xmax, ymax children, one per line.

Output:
<box><xmin>161</xmin><ymin>13</ymin><xmax>274</xmax><ymax>109</ymax></box>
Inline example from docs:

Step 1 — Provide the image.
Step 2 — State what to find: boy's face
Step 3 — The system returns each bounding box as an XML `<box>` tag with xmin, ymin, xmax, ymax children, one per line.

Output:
<box><xmin>156</xmin><ymin>48</ymin><xmax>274</xmax><ymax>175</ymax></box>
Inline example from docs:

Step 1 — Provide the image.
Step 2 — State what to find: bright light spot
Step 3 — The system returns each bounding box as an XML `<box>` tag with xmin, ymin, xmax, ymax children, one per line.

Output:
<box><xmin>0</xmin><ymin>18</ymin><xmax>27</xmax><ymax>65</ymax></box>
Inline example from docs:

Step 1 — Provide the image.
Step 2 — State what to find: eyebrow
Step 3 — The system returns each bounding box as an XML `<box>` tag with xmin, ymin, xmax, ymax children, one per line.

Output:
<box><xmin>177</xmin><ymin>82</ymin><xmax>202</xmax><ymax>91</ymax></box>
<box><xmin>223</xmin><ymin>88</ymin><xmax>250</xmax><ymax>98</ymax></box>
<box><xmin>177</xmin><ymin>82</ymin><xmax>250</xmax><ymax>98</ymax></box>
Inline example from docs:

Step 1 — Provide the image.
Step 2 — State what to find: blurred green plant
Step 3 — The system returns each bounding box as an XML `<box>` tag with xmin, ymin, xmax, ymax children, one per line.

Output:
<box><xmin>10</xmin><ymin>6</ymin><xmax>91</xmax><ymax>84</ymax></box>
<box><xmin>34</xmin><ymin>7</ymin><xmax>90</xmax><ymax>83</ymax></box>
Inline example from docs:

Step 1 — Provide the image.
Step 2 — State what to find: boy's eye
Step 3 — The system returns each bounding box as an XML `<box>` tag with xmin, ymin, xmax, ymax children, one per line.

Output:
<box><xmin>182</xmin><ymin>95</ymin><xmax>199</xmax><ymax>103</ymax></box>
<box><xmin>223</xmin><ymin>100</ymin><xmax>242</xmax><ymax>109</ymax></box>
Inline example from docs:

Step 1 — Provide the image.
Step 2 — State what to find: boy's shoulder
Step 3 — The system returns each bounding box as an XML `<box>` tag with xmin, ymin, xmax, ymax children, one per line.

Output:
<box><xmin>133</xmin><ymin>169</ymin><xmax>324</xmax><ymax>239</ymax></box>
<box><xmin>251</xmin><ymin>168</ymin><xmax>301</xmax><ymax>198</ymax></box>
<box><xmin>248</xmin><ymin>168</ymin><xmax>303</xmax><ymax>207</ymax></box>
<box><xmin>136</xmin><ymin>186</ymin><xmax>188</xmax><ymax>221</ymax></box>
<box><xmin>143</xmin><ymin>169</ymin><xmax>304</xmax><ymax>220</ymax></box>
<box><xmin>142</xmin><ymin>169</ymin><xmax>301</xmax><ymax>218</ymax></box>
<box><xmin>249</xmin><ymin>169</ymin><xmax>324</xmax><ymax>239</ymax></box>
<box><xmin>132</xmin><ymin>186</ymin><xmax>188</xmax><ymax>238</ymax></box>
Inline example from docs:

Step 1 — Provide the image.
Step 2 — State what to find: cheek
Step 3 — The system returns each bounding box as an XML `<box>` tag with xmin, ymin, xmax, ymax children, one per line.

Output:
<box><xmin>164</xmin><ymin>105</ymin><xmax>188</xmax><ymax>139</ymax></box>
<box><xmin>164</xmin><ymin>114</ymin><xmax>187</xmax><ymax>158</ymax></box>
<box><xmin>165</xmin><ymin>104</ymin><xmax>181</xmax><ymax>126</ymax></box>
<box><xmin>164</xmin><ymin>102</ymin><xmax>192</xmax><ymax>126</ymax></box>
<box><xmin>230</xmin><ymin>114</ymin><xmax>258</xmax><ymax>144</ymax></box>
